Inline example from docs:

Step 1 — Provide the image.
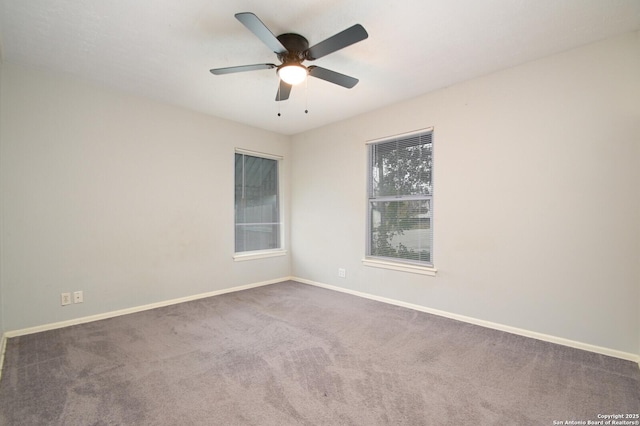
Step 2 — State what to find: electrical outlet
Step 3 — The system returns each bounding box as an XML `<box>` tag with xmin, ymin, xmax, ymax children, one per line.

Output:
<box><xmin>73</xmin><ymin>291</ymin><xmax>83</xmax><ymax>304</ymax></box>
<box><xmin>338</xmin><ymin>268</ymin><xmax>346</xmax><ymax>278</ymax></box>
<box><xmin>61</xmin><ymin>293</ymin><xmax>71</xmax><ymax>306</ymax></box>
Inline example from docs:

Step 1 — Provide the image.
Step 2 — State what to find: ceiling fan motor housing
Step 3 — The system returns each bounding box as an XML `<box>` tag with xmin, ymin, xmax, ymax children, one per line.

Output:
<box><xmin>276</xmin><ymin>33</ymin><xmax>311</xmax><ymax>64</ymax></box>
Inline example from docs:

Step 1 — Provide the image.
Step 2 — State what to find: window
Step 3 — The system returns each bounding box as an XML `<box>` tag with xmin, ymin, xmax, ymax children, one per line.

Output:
<box><xmin>366</xmin><ymin>129</ymin><xmax>433</xmax><ymax>268</ymax></box>
<box><xmin>235</xmin><ymin>151</ymin><xmax>281</xmax><ymax>254</ymax></box>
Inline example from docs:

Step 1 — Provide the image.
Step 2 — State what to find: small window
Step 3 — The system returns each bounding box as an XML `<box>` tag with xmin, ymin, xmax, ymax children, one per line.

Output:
<box><xmin>235</xmin><ymin>151</ymin><xmax>281</xmax><ymax>253</ymax></box>
<box><xmin>367</xmin><ymin>129</ymin><xmax>433</xmax><ymax>266</ymax></box>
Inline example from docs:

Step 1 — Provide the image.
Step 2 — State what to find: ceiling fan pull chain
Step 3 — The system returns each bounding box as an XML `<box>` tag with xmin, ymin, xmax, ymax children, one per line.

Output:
<box><xmin>277</xmin><ymin>83</ymin><xmax>282</xmax><ymax>117</ymax></box>
<box><xmin>305</xmin><ymin>77</ymin><xmax>309</xmax><ymax>114</ymax></box>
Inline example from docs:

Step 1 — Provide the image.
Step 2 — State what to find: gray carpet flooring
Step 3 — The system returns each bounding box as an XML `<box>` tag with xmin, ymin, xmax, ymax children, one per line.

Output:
<box><xmin>0</xmin><ymin>280</ymin><xmax>638</xmax><ymax>425</ymax></box>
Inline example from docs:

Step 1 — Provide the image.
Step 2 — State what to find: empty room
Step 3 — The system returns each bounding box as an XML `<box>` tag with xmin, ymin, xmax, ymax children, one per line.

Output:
<box><xmin>0</xmin><ymin>1</ymin><xmax>639</xmax><ymax>425</ymax></box>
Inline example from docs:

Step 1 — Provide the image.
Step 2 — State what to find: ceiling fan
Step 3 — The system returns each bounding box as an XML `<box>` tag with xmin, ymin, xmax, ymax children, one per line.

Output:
<box><xmin>210</xmin><ymin>12</ymin><xmax>368</xmax><ymax>102</ymax></box>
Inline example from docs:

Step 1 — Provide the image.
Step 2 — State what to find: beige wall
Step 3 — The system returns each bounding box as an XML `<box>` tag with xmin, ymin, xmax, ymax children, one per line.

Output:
<box><xmin>291</xmin><ymin>32</ymin><xmax>640</xmax><ymax>355</ymax></box>
<box><xmin>0</xmin><ymin>64</ymin><xmax>291</xmax><ymax>330</ymax></box>
<box><xmin>637</xmin><ymin>31</ymin><xmax>640</xmax><ymax>361</ymax></box>
<box><xmin>0</xmin><ymin>55</ymin><xmax>4</xmax><ymax>336</ymax></box>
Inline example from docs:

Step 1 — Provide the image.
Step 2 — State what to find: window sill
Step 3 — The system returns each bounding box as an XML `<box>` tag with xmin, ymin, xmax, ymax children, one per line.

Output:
<box><xmin>362</xmin><ymin>258</ymin><xmax>437</xmax><ymax>276</ymax></box>
<box><xmin>233</xmin><ymin>250</ymin><xmax>288</xmax><ymax>262</ymax></box>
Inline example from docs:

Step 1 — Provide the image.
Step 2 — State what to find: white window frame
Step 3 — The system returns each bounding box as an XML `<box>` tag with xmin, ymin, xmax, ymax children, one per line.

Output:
<box><xmin>233</xmin><ymin>148</ymin><xmax>286</xmax><ymax>261</ymax></box>
<box><xmin>363</xmin><ymin>128</ymin><xmax>437</xmax><ymax>276</ymax></box>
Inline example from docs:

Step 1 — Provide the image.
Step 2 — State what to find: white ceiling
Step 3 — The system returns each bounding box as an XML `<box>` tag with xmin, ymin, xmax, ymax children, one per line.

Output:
<box><xmin>1</xmin><ymin>1</ymin><xmax>639</xmax><ymax>135</ymax></box>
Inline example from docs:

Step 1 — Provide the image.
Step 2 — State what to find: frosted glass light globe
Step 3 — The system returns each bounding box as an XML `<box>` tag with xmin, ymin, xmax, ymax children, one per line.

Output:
<box><xmin>278</xmin><ymin>64</ymin><xmax>307</xmax><ymax>85</ymax></box>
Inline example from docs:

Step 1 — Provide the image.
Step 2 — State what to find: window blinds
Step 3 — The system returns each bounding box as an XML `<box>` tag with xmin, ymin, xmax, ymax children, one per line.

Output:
<box><xmin>367</xmin><ymin>130</ymin><xmax>433</xmax><ymax>265</ymax></box>
<box><xmin>235</xmin><ymin>153</ymin><xmax>281</xmax><ymax>253</ymax></box>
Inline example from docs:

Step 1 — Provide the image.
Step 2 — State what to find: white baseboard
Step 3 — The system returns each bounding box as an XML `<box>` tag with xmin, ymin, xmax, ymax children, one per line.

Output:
<box><xmin>4</xmin><ymin>277</ymin><xmax>291</xmax><ymax>339</ymax></box>
<box><xmin>0</xmin><ymin>332</ymin><xmax>7</xmax><ymax>381</ymax></box>
<box><xmin>292</xmin><ymin>276</ymin><xmax>640</xmax><ymax>365</ymax></box>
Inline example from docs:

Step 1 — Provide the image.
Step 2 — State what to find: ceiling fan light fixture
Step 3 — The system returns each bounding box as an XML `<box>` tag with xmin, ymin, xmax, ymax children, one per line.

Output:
<box><xmin>278</xmin><ymin>64</ymin><xmax>307</xmax><ymax>85</ymax></box>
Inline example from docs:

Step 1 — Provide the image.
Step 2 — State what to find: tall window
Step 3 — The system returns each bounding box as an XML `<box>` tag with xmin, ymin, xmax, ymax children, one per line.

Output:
<box><xmin>235</xmin><ymin>151</ymin><xmax>281</xmax><ymax>253</ymax></box>
<box><xmin>367</xmin><ymin>129</ymin><xmax>433</xmax><ymax>265</ymax></box>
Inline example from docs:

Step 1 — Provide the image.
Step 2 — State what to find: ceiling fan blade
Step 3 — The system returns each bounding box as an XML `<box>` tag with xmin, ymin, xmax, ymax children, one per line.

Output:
<box><xmin>276</xmin><ymin>80</ymin><xmax>292</xmax><ymax>101</ymax></box>
<box><xmin>235</xmin><ymin>12</ymin><xmax>288</xmax><ymax>54</ymax></box>
<box><xmin>306</xmin><ymin>24</ymin><xmax>368</xmax><ymax>60</ymax></box>
<box><xmin>210</xmin><ymin>63</ymin><xmax>276</xmax><ymax>75</ymax></box>
<box><xmin>308</xmin><ymin>66</ymin><xmax>359</xmax><ymax>89</ymax></box>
